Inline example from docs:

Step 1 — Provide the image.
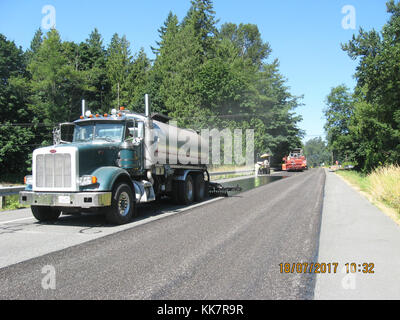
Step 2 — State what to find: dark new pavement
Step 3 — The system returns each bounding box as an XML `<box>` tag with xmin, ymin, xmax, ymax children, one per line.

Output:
<box><xmin>0</xmin><ymin>169</ymin><xmax>326</xmax><ymax>299</ymax></box>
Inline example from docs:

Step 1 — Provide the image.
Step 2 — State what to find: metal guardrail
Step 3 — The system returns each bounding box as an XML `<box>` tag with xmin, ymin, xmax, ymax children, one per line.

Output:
<box><xmin>0</xmin><ymin>170</ymin><xmax>255</xmax><ymax>208</ymax></box>
<box><xmin>0</xmin><ymin>186</ymin><xmax>25</xmax><ymax>197</ymax></box>
<box><xmin>0</xmin><ymin>186</ymin><xmax>25</xmax><ymax>209</ymax></box>
<box><xmin>0</xmin><ymin>170</ymin><xmax>256</xmax><ymax>195</ymax></box>
<box><xmin>209</xmin><ymin>169</ymin><xmax>255</xmax><ymax>177</ymax></box>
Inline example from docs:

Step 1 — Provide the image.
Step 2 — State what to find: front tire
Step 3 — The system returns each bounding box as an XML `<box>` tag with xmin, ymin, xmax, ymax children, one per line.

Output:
<box><xmin>31</xmin><ymin>206</ymin><xmax>61</xmax><ymax>222</ymax></box>
<box><xmin>106</xmin><ymin>183</ymin><xmax>135</xmax><ymax>225</ymax></box>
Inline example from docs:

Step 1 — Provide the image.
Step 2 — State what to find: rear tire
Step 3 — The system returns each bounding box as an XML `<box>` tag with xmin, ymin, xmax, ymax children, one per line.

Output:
<box><xmin>178</xmin><ymin>175</ymin><xmax>194</xmax><ymax>205</ymax></box>
<box><xmin>194</xmin><ymin>173</ymin><xmax>205</xmax><ymax>202</ymax></box>
<box><xmin>31</xmin><ymin>206</ymin><xmax>61</xmax><ymax>222</ymax></box>
<box><xmin>106</xmin><ymin>182</ymin><xmax>135</xmax><ymax>225</ymax></box>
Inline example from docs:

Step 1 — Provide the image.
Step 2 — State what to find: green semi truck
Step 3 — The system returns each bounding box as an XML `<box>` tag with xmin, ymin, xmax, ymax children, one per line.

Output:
<box><xmin>19</xmin><ymin>95</ymin><xmax>237</xmax><ymax>225</ymax></box>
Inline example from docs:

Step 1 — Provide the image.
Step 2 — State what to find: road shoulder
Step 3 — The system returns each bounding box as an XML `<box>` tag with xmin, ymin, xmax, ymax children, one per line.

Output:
<box><xmin>314</xmin><ymin>169</ymin><xmax>400</xmax><ymax>299</ymax></box>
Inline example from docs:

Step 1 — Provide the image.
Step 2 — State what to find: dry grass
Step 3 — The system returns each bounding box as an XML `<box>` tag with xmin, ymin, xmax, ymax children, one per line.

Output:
<box><xmin>336</xmin><ymin>165</ymin><xmax>400</xmax><ymax>226</ymax></box>
<box><xmin>368</xmin><ymin>165</ymin><xmax>400</xmax><ymax>214</ymax></box>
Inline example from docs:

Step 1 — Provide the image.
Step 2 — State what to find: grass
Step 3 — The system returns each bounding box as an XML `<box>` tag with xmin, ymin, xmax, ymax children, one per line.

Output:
<box><xmin>368</xmin><ymin>165</ymin><xmax>400</xmax><ymax>213</ymax></box>
<box><xmin>0</xmin><ymin>194</ymin><xmax>29</xmax><ymax>212</ymax></box>
<box><xmin>336</xmin><ymin>165</ymin><xmax>400</xmax><ymax>225</ymax></box>
<box><xmin>208</xmin><ymin>165</ymin><xmax>255</xmax><ymax>180</ymax></box>
<box><xmin>210</xmin><ymin>172</ymin><xmax>255</xmax><ymax>181</ymax></box>
<box><xmin>336</xmin><ymin>170</ymin><xmax>370</xmax><ymax>192</ymax></box>
<box><xmin>208</xmin><ymin>165</ymin><xmax>254</xmax><ymax>173</ymax></box>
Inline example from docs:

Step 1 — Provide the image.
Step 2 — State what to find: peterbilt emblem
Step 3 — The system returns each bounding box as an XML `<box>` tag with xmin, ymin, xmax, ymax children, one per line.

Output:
<box><xmin>50</xmin><ymin>149</ymin><xmax>57</xmax><ymax>154</ymax></box>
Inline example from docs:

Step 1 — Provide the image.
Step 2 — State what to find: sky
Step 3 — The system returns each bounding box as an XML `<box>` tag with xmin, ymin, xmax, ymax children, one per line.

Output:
<box><xmin>0</xmin><ymin>0</ymin><xmax>391</xmax><ymax>142</ymax></box>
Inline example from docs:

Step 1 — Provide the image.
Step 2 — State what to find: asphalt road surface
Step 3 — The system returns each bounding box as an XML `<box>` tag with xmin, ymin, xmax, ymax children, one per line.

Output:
<box><xmin>0</xmin><ymin>169</ymin><xmax>325</xmax><ymax>299</ymax></box>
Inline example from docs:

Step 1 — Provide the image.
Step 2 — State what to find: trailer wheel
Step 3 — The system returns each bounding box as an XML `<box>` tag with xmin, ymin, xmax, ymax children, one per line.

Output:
<box><xmin>194</xmin><ymin>173</ymin><xmax>205</xmax><ymax>202</ymax></box>
<box><xmin>171</xmin><ymin>181</ymin><xmax>180</xmax><ymax>204</ymax></box>
<box><xmin>31</xmin><ymin>206</ymin><xmax>61</xmax><ymax>222</ymax></box>
<box><xmin>106</xmin><ymin>182</ymin><xmax>135</xmax><ymax>225</ymax></box>
<box><xmin>178</xmin><ymin>175</ymin><xmax>194</xmax><ymax>205</ymax></box>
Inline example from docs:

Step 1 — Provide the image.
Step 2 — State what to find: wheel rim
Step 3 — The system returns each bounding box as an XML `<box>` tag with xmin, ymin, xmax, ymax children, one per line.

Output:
<box><xmin>118</xmin><ymin>191</ymin><xmax>130</xmax><ymax>216</ymax></box>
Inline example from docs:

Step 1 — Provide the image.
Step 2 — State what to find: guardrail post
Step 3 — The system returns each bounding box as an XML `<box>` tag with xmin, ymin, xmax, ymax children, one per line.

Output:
<box><xmin>0</xmin><ymin>187</ymin><xmax>25</xmax><ymax>209</ymax></box>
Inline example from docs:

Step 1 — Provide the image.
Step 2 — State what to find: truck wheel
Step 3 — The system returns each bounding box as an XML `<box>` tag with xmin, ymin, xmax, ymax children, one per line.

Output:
<box><xmin>31</xmin><ymin>206</ymin><xmax>61</xmax><ymax>222</ymax></box>
<box><xmin>171</xmin><ymin>181</ymin><xmax>180</xmax><ymax>204</ymax></box>
<box><xmin>106</xmin><ymin>182</ymin><xmax>135</xmax><ymax>225</ymax></box>
<box><xmin>178</xmin><ymin>175</ymin><xmax>194</xmax><ymax>205</ymax></box>
<box><xmin>194</xmin><ymin>173</ymin><xmax>205</xmax><ymax>202</ymax></box>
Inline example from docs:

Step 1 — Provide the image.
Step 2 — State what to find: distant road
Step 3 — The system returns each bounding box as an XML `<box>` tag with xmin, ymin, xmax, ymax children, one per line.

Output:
<box><xmin>0</xmin><ymin>169</ymin><xmax>325</xmax><ymax>299</ymax></box>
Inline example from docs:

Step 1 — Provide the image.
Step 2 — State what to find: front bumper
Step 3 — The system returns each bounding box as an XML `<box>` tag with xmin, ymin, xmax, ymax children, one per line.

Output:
<box><xmin>286</xmin><ymin>165</ymin><xmax>305</xmax><ymax>171</ymax></box>
<box><xmin>19</xmin><ymin>191</ymin><xmax>112</xmax><ymax>208</ymax></box>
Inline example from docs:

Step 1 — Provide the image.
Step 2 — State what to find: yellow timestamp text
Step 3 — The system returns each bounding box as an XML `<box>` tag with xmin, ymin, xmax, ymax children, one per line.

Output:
<box><xmin>279</xmin><ymin>262</ymin><xmax>375</xmax><ymax>274</ymax></box>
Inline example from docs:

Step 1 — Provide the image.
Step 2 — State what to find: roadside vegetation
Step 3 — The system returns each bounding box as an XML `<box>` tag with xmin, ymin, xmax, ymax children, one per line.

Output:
<box><xmin>0</xmin><ymin>0</ymin><xmax>304</xmax><ymax>184</ymax></box>
<box><xmin>324</xmin><ymin>1</ymin><xmax>400</xmax><ymax>172</ymax></box>
<box><xmin>336</xmin><ymin>165</ymin><xmax>400</xmax><ymax>223</ymax></box>
<box><xmin>0</xmin><ymin>195</ymin><xmax>28</xmax><ymax>212</ymax></box>
<box><xmin>303</xmin><ymin>137</ymin><xmax>331</xmax><ymax>168</ymax></box>
<box><xmin>322</xmin><ymin>1</ymin><xmax>400</xmax><ymax>224</ymax></box>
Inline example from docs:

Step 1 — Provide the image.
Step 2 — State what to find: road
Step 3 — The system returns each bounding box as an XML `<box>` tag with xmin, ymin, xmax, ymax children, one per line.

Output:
<box><xmin>1</xmin><ymin>167</ymin><xmax>399</xmax><ymax>300</ymax></box>
<box><xmin>0</xmin><ymin>169</ymin><xmax>324</xmax><ymax>299</ymax></box>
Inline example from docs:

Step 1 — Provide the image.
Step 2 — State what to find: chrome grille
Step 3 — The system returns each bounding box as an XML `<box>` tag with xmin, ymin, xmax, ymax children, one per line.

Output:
<box><xmin>36</xmin><ymin>153</ymin><xmax>72</xmax><ymax>188</ymax></box>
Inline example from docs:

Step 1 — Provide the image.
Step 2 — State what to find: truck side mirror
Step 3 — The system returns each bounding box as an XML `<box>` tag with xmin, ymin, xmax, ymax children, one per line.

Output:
<box><xmin>53</xmin><ymin>123</ymin><xmax>75</xmax><ymax>145</ymax></box>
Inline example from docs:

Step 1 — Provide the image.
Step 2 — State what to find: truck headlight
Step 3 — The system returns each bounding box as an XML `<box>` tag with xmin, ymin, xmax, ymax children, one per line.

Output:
<box><xmin>79</xmin><ymin>176</ymin><xmax>98</xmax><ymax>186</ymax></box>
<box><xmin>24</xmin><ymin>175</ymin><xmax>33</xmax><ymax>185</ymax></box>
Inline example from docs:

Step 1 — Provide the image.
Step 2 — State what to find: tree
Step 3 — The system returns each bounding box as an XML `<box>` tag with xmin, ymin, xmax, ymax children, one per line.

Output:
<box><xmin>28</xmin><ymin>29</ymin><xmax>94</xmax><ymax>126</ymax></box>
<box><xmin>0</xmin><ymin>0</ymin><xmax>306</xmax><ymax>179</ymax></box>
<box><xmin>339</xmin><ymin>0</ymin><xmax>400</xmax><ymax>170</ymax></box>
<box><xmin>106</xmin><ymin>33</ymin><xmax>133</xmax><ymax>109</ymax></box>
<box><xmin>323</xmin><ymin>85</ymin><xmax>355</xmax><ymax>163</ymax></box>
<box><xmin>304</xmin><ymin>137</ymin><xmax>331</xmax><ymax>167</ymax></box>
<box><xmin>183</xmin><ymin>0</ymin><xmax>219</xmax><ymax>59</ymax></box>
<box><xmin>25</xmin><ymin>28</ymin><xmax>43</xmax><ymax>64</ymax></box>
<box><xmin>219</xmin><ymin>23</ymin><xmax>271</xmax><ymax>68</ymax></box>
<box><xmin>79</xmin><ymin>28</ymin><xmax>110</xmax><ymax>113</ymax></box>
<box><xmin>127</xmin><ymin>48</ymin><xmax>151</xmax><ymax>112</ymax></box>
<box><xmin>0</xmin><ymin>34</ymin><xmax>34</xmax><ymax>180</ymax></box>
<box><xmin>149</xmin><ymin>12</ymin><xmax>180</xmax><ymax>114</ymax></box>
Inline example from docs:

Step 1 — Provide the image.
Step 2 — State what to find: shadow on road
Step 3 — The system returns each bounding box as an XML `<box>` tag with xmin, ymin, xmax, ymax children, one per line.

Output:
<box><xmin>20</xmin><ymin>172</ymin><xmax>297</xmax><ymax>229</ymax></box>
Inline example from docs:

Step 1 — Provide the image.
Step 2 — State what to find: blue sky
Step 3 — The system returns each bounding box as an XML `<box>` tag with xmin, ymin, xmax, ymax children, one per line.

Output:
<box><xmin>0</xmin><ymin>0</ymin><xmax>391</xmax><ymax>141</ymax></box>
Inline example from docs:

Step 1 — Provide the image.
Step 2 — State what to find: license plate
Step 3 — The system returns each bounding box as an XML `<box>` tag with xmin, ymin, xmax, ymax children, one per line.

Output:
<box><xmin>58</xmin><ymin>195</ymin><xmax>70</xmax><ymax>204</ymax></box>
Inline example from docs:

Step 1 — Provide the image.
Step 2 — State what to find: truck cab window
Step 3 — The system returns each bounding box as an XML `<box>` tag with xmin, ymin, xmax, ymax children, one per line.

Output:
<box><xmin>73</xmin><ymin>124</ymin><xmax>94</xmax><ymax>142</ymax></box>
<box><xmin>73</xmin><ymin>123</ymin><xmax>124</xmax><ymax>143</ymax></box>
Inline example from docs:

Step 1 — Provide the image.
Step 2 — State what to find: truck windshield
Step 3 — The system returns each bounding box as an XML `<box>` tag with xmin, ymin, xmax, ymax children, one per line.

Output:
<box><xmin>73</xmin><ymin>123</ymin><xmax>125</xmax><ymax>143</ymax></box>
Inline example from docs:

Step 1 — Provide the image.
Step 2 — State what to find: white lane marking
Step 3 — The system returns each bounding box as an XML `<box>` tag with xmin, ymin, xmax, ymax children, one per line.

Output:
<box><xmin>0</xmin><ymin>217</ymin><xmax>35</xmax><ymax>225</ymax></box>
<box><xmin>0</xmin><ymin>198</ymin><xmax>224</xmax><ymax>228</ymax></box>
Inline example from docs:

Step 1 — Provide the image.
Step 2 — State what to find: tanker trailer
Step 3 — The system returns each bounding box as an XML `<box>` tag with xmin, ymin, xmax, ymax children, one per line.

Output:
<box><xmin>19</xmin><ymin>95</ymin><xmax>239</xmax><ymax>225</ymax></box>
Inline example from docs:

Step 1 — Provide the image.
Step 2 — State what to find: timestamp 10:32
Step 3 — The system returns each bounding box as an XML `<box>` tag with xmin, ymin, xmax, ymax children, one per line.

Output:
<box><xmin>279</xmin><ymin>262</ymin><xmax>375</xmax><ymax>274</ymax></box>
